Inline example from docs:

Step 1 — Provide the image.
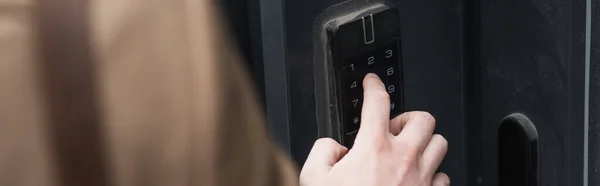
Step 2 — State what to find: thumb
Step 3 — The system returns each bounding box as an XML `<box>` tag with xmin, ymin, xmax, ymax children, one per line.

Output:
<box><xmin>300</xmin><ymin>138</ymin><xmax>348</xmax><ymax>184</ymax></box>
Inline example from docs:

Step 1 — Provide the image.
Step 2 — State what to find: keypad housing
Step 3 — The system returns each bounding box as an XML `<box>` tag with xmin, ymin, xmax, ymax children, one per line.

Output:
<box><xmin>327</xmin><ymin>7</ymin><xmax>403</xmax><ymax>148</ymax></box>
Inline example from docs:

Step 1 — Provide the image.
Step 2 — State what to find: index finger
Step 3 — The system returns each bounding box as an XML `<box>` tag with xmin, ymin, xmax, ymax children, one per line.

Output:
<box><xmin>355</xmin><ymin>73</ymin><xmax>391</xmax><ymax>142</ymax></box>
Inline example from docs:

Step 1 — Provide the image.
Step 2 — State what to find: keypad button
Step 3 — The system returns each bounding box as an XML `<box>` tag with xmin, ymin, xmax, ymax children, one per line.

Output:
<box><xmin>387</xmin><ymin>84</ymin><xmax>396</xmax><ymax>94</ymax></box>
<box><xmin>343</xmin><ymin>63</ymin><xmax>356</xmax><ymax>72</ymax></box>
<box><xmin>343</xmin><ymin>62</ymin><xmax>369</xmax><ymax>82</ymax></box>
<box><xmin>381</xmin><ymin>42</ymin><xmax>400</xmax><ymax>66</ymax></box>
<box><xmin>366</xmin><ymin>55</ymin><xmax>376</xmax><ymax>66</ymax></box>
<box><xmin>385</xmin><ymin>67</ymin><xmax>395</xmax><ymax>76</ymax></box>
<box><xmin>385</xmin><ymin>49</ymin><xmax>394</xmax><ymax>59</ymax></box>
<box><xmin>343</xmin><ymin>97</ymin><xmax>363</xmax><ymax>115</ymax></box>
<box><xmin>350</xmin><ymin>80</ymin><xmax>359</xmax><ymax>89</ymax></box>
<box><xmin>375</xmin><ymin>66</ymin><xmax>399</xmax><ymax>84</ymax></box>
<box><xmin>344</xmin><ymin>112</ymin><xmax>360</xmax><ymax>135</ymax></box>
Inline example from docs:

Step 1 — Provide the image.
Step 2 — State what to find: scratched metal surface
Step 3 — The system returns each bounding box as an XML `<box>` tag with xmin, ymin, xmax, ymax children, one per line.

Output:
<box><xmin>479</xmin><ymin>0</ymin><xmax>586</xmax><ymax>185</ymax></box>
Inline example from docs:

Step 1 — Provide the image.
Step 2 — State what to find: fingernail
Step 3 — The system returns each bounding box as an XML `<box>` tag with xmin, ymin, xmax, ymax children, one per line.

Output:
<box><xmin>365</xmin><ymin>73</ymin><xmax>385</xmax><ymax>87</ymax></box>
<box><xmin>366</xmin><ymin>73</ymin><xmax>381</xmax><ymax>81</ymax></box>
<box><xmin>365</xmin><ymin>73</ymin><xmax>377</xmax><ymax>78</ymax></box>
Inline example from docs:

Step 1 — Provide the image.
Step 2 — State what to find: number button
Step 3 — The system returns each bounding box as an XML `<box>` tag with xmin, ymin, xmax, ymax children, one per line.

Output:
<box><xmin>367</xmin><ymin>56</ymin><xmax>375</xmax><ymax>65</ymax></box>
<box><xmin>350</xmin><ymin>81</ymin><xmax>358</xmax><ymax>89</ymax></box>
<box><xmin>352</xmin><ymin>117</ymin><xmax>360</xmax><ymax>124</ymax></box>
<box><xmin>386</xmin><ymin>67</ymin><xmax>394</xmax><ymax>76</ymax></box>
<box><xmin>343</xmin><ymin>63</ymin><xmax>356</xmax><ymax>71</ymax></box>
<box><xmin>351</xmin><ymin>98</ymin><xmax>360</xmax><ymax>107</ymax></box>
<box><xmin>386</xmin><ymin>49</ymin><xmax>393</xmax><ymax>58</ymax></box>
<box><xmin>381</xmin><ymin>42</ymin><xmax>399</xmax><ymax>66</ymax></box>
<box><xmin>387</xmin><ymin>85</ymin><xmax>395</xmax><ymax>94</ymax></box>
<box><xmin>344</xmin><ymin>114</ymin><xmax>360</xmax><ymax>135</ymax></box>
<box><xmin>377</xmin><ymin>65</ymin><xmax>400</xmax><ymax>85</ymax></box>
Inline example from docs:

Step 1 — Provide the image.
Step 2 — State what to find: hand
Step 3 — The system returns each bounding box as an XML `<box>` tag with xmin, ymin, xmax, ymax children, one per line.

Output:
<box><xmin>300</xmin><ymin>73</ymin><xmax>449</xmax><ymax>186</ymax></box>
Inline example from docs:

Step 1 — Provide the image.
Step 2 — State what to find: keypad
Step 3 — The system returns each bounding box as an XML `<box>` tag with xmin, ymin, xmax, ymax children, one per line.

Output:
<box><xmin>340</xmin><ymin>40</ymin><xmax>403</xmax><ymax>148</ymax></box>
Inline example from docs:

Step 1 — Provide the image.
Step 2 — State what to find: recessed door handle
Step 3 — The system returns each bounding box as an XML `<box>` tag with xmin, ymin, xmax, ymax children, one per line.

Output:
<box><xmin>498</xmin><ymin>113</ymin><xmax>539</xmax><ymax>186</ymax></box>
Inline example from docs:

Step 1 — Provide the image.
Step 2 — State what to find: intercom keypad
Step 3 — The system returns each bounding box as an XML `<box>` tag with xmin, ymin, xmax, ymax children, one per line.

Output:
<box><xmin>340</xmin><ymin>40</ymin><xmax>402</xmax><ymax>148</ymax></box>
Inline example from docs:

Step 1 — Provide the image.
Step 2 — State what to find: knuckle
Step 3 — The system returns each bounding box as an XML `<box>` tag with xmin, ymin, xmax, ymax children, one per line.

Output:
<box><xmin>415</xmin><ymin>111</ymin><xmax>436</xmax><ymax>128</ymax></box>
<box><xmin>393</xmin><ymin>170</ymin><xmax>411</xmax><ymax>185</ymax></box>
<box><xmin>401</xmin><ymin>154</ymin><xmax>418</xmax><ymax>168</ymax></box>
<box><xmin>401</xmin><ymin>146</ymin><xmax>420</xmax><ymax>166</ymax></box>
<box><xmin>374</xmin><ymin>90</ymin><xmax>391</xmax><ymax>102</ymax></box>
<box><xmin>396</xmin><ymin>138</ymin><xmax>419</xmax><ymax>153</ymax></box>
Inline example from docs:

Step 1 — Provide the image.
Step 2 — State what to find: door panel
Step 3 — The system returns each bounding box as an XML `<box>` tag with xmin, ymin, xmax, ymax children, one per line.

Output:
<box><xmin>479</xmin><ymin>0</ymin><xmax>586</xmax><ymax>185</ymax></box>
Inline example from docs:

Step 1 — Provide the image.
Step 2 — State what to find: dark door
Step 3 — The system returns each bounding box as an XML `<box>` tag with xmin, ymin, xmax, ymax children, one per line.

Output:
<box><xmin>221</xmin><ymin>0</ymin><xmax>600</xmax><ymax>185</ymax></box>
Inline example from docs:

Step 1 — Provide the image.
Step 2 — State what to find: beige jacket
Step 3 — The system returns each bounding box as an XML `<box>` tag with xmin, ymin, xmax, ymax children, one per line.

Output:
<box><xmin>0</xmin><ymin>0</ymin><xmax>298</xmax><ymax>185</ymax></box>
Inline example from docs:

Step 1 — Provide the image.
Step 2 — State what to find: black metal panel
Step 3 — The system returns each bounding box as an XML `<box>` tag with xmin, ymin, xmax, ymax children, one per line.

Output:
<box><xmin>464</xmin><ymin>0</ymin><xmax>483</xmax><ymax>185</ymax></box>
<box><xmin>589</xmin><ymin>0</ymin><xmax>600</xmax><ymax>184</ymax></box>
<box><xmin>391</xmin><ymin>0</ymin><xmax>467</xmax><ymax>185</ymax></box>
<box><xmin>479</xmin><ymin>0</ymin><xmax>586</xmax><ymax>186</ymax></box>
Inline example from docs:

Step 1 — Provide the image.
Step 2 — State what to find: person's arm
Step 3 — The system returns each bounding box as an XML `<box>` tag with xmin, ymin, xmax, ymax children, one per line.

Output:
<box><xmin>0</xmin><ymin>0</ymin><xmax>299</xmax><ymax>185</ymax></box>
<box><xmin>87</xmin><ymin>0</ymin><xmax>300</xmax><ymax>185</ymax></box>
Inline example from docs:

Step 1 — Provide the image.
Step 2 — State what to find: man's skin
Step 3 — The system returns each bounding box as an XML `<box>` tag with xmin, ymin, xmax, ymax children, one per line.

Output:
<box><xmin>301</xmin><ymin>74</ymin><xmax>450</xmax><ymax>186</ymax></box>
